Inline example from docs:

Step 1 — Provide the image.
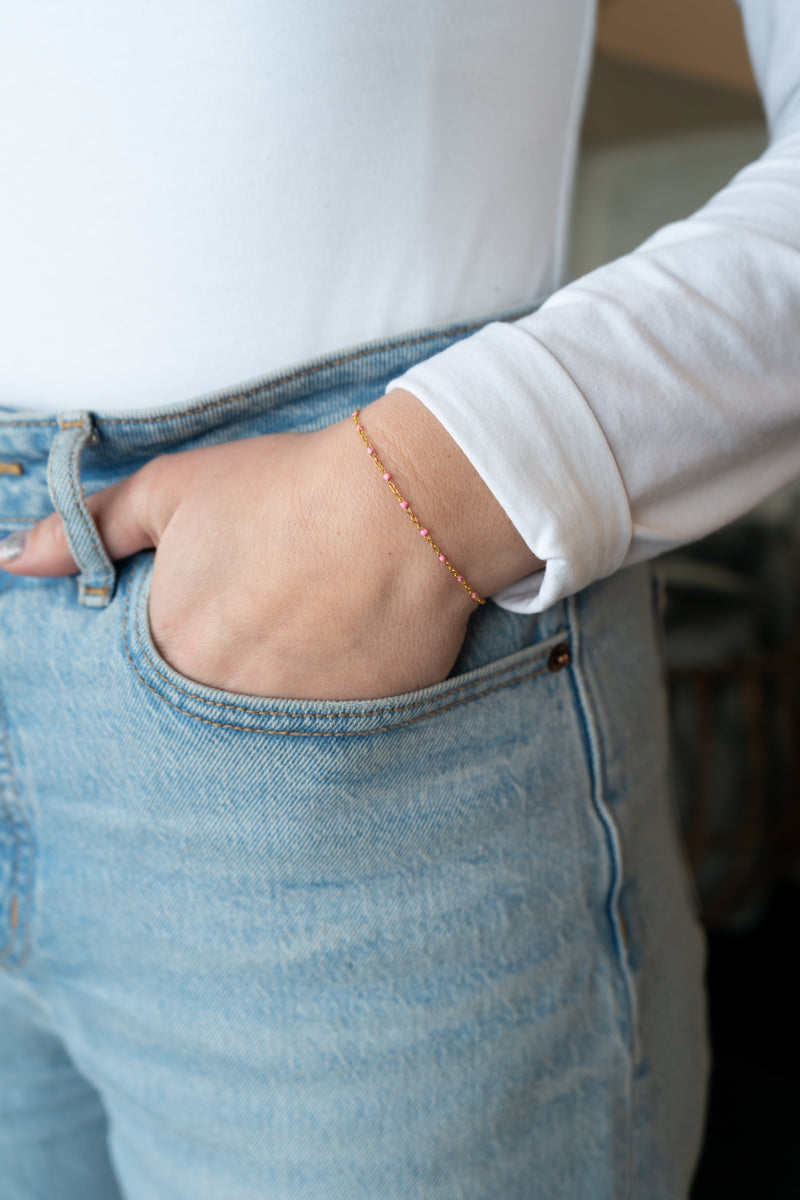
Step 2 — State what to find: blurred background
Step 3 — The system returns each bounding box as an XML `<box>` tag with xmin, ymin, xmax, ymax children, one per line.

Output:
<box><xmin>571</xmin><ymin>3</ymin><xmax>800</xmax><ymax>1195</ymax></box>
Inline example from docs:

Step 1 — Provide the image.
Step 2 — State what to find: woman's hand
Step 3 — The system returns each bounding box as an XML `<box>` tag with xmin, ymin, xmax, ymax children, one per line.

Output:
<box><xmin>0</xmin><ymin>392</ymin><xmax>542</xmax><ymax>699</ymax></box>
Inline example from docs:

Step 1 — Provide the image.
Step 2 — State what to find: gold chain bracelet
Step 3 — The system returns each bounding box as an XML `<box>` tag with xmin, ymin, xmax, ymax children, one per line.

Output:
<box><xmin>352</xmin><ymin>410</ymin><xmax>485</xmax><ymax>605</ymax></box>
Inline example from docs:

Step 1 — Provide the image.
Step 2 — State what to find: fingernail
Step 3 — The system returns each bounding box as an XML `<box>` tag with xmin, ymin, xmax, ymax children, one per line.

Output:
<box><xmin>0</xmin><ymin>530</ymin><xmax>29</xmax><ymax>563</ymax></box>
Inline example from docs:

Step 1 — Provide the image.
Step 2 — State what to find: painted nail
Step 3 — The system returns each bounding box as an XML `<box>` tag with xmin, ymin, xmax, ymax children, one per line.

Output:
<box><xmin>0</xmin><ymin>530</ymin><xmax>29</xmax><ymax>563</ymax></box>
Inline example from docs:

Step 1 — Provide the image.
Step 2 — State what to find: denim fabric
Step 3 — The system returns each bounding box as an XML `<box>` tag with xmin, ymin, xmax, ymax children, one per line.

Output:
<box><xmin>0</xmin><ymin>320</ymin><xmax>707</xmax><ymax>1199</ymax></box>
<box><xmin>46</xmin><ymin>412</ymin><xmax>116</xmax><ymax>608</ymax></box>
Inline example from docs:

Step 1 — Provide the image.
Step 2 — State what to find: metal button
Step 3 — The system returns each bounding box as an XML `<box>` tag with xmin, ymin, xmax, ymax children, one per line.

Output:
<box><xmin>547</xmin><ymin>643</ymin><xmax>570</xmax><ymax>672</ymax></box>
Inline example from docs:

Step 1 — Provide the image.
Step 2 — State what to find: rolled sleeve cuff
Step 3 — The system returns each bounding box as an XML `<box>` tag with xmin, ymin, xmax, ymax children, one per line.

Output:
<box><xmin>390</xmin><ymin>319</ymin><xmax>633</xmax><ymax>613</ymax></box>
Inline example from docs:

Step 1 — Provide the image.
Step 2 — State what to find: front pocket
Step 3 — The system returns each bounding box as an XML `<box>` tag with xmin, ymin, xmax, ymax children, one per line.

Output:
<box><xmin>121</xmin><ymin>552</ymin><xmax>574</xmax><ymax>739</ymax></box>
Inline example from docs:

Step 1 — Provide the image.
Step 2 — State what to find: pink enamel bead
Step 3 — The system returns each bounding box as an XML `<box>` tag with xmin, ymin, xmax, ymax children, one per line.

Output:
<box><xmin>383</xmin><ymin>472</ymin><xmax>391</xmax><ymax>481</ymax></box>
<box><xmin>420</xmin><ymin>528</ymin><xmax>428</xmax><ymax>537</ymax></box>
<box><xmin>471</xmin><ymin>592</ymin><xmax>478</xmax><ymax>600</ymax></box>
<box><xmin>400</xmin><ymin>500</ymin><xmax>409</xmax><ymax>509</ymax></box>
<box><xmin>438</xmin><ymin>554</ymin><xmax>446</xmax><ymax>562</ymax></box>
<box><xmin>457</xmin><ymin>575</ymin><xmax>463</xmax><ymax>583</ymax></box>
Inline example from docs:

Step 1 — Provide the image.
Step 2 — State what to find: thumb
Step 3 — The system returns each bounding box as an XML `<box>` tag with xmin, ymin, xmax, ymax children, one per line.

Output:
<box><xmin>0</xmin><ymin>459</ymin><xmax>171</xmax><ymax>577</ymax></box>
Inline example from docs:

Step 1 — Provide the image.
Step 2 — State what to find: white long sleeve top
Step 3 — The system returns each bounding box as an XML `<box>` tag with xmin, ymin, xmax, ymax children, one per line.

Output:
<box><xmin>2</xmin><ymin>1</ymin><xmax>799</xmax><ymax>613</ymax></box>
<box><xmin>397</xmin><ymin>2</ymin><xmax>800</xmax><ymax>611</ymax></box>
<box><xmin>0</xmin><ymin>0</ymin><xmax>593</xmax><ymax>407</ymax></box>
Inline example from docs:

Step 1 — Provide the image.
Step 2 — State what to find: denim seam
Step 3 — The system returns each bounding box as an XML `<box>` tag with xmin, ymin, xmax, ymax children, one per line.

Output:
<box><xmin>67</xmin><ymin>423</ymin><xmax>113</xmax><ymax>597</ymax></box>
<box><xmin>0</xmin><ymin>419</ymin><xmax>57</xmax><ymax>428</ymax></box>
<box><xmin>0</xmin><ymin>692</ymin><xmax>32</xmax><ymax>966</ymax></box>
<box><xmin>123</xmin><ymin>583</ymin><xmax>558</xmax><ymax>737</ymax></box>
<box><xmin>0</xmin><ymin>314</ymin><xmax>533</xmax><ymax>433</ymax></box>
<box><xmin>45</xmin><ymin>421</ymin><xmax>110</xmax><ymax>602</ymax></box>
<box><xmin>0</xmin><ymin>786</ymin><xmax>20</xmax><ymax>964</ymax></box>
<box><xmin>123</xmin><ymin>650</ymin><xmax>555</xmax><ymax>738</ymax></box>
<box><xmin>564</xmin><ymin>591</ymin><xmax>637</xmax><ymax>1198</ymax></box>
<box><xmin>134</xmin><ymin>612</ymin><xmax>565</xmax><ymax>720</ymax></box>
<box><xmin>126</xmin><ymin>556</ymin><xmax>567</xmax><ymax>725</ymax></box>
<box><xmin>0</xmin><ymin>324</ymin><xmax>483</xmax><ymax>431</ymax></box>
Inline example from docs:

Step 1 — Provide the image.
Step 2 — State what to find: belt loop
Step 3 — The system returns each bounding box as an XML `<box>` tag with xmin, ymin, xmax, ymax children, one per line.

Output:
<box><xmin>47</xmin><ymin>411</ymin><xmax>115</xmax><ymax>608</ymax></box>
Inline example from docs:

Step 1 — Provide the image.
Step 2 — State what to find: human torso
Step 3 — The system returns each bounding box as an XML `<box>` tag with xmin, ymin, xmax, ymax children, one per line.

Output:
<box><xmin>0</xmin><ymin>0</ymin><xmax>594</xmax><ymax>409</ymax></box>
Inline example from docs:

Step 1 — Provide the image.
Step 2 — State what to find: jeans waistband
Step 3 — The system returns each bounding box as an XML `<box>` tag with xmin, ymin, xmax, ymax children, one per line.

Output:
<box><xmin>0</xmin><ymin>308</ymin><xmax>538</xmax><ymax>458</ymax></box>
<box><xmin>0</xmin><ymin>307</ymin><xmax>535</xmax><ymax>606</ymax></box>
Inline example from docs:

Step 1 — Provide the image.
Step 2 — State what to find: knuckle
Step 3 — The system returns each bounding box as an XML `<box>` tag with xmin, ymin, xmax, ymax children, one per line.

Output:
<box><xmin>40</xmin><ymin>513</ymin><xmax>68</xmax><ymax>556</ymax></box>
<box><xmin>25</xmin><ymin>512</ymin><xmax>76</xmax><ymax>571</ymax></box>
<box><xmin>129</xmin><ymin>455</ymin><xmax>168</xmax><ymax>526</ymax></box>
<box><xmin>133</xmin><ymin>454</ymin><xmax>165</xmax><ymax>494</ymax></box>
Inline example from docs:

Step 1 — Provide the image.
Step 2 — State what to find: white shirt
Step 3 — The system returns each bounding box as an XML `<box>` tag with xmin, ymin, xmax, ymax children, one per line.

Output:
<box><xmin>397</xmin><ymin>2</ymin><xmax>800</xmax><ymax>611</ymax></box>
<box><xmin>2</xmin><ymin>1</ymin><xmax>799</xmax><ymax>614</ymax></box>
<box><xmin>0</xmin><ymin>0</ymin><xmax>592</xmax><ymax>406</ymax></box>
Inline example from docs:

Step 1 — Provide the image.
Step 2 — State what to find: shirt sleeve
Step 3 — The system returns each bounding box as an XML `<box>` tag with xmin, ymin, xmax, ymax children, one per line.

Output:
<box><xmin>391</xmin><ymin>0</ymin><xmax>800</xmax><ymax>613</ymax></box>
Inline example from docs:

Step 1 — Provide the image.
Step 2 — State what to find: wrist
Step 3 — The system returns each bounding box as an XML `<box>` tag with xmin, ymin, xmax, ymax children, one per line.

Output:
<box><xmin>350</xmin><ymin>407</ymin><xmax>487</xmax><ymax>609</ymax></box>
<box><xmin>305</xmin><ymin>415</ymin><xmax>474</xmax><ymax>624</ymax></box>
<box><xmin>292</xmin><ymin>417</ymin><xmax>473</xmax><ymax>694</ymax></box>
<box><xmin>354</xmin><ymin>389</ymin><xmax>543</xmax><ymax>602</ymax></box>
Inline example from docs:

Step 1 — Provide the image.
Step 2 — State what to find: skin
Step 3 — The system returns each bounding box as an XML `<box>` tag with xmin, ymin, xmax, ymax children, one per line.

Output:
<box><xmin>0</xmin><ymin>390</ymin><xmax>543</xmax><ymax>699</ymax></box>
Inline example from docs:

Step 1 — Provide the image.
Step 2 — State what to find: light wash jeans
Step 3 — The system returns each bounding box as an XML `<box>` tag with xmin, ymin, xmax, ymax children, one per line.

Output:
<box><xmin>0</xmin><ymin>319</ymin><xmax>707</xmax><ymax>1199</ymax></box>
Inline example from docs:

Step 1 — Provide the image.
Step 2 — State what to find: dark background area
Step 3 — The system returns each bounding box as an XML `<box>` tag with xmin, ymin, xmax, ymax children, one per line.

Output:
<box><xmin>579</xmin><ymin>45</ymin><xmax>800</xmax><ymax>1198</ymax></box>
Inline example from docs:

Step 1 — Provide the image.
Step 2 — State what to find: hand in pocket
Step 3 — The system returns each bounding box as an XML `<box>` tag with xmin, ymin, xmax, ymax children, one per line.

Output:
<box><xmin>0</xmin><ymin>416</ymin><xmax>475</xmax><ymax>699</ymax></box>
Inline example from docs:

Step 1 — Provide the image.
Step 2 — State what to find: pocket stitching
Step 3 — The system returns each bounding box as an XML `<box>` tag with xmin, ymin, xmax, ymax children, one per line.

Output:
<box><xmin>122</xmin><ymin>556</ymin><xmax>569</xmax><ymax>736</ymax></box>
<box><xmin>124</xmin><ymin>643</ymin><xmax>556</xmax><ymax>738</ymax></box>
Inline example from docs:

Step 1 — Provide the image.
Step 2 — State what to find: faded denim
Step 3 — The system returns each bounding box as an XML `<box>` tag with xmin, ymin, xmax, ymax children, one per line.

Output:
<box><xmin>0</xmin><ymin>318</ymin><xmax>707</xmax><ymax>1199</ymax></box>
